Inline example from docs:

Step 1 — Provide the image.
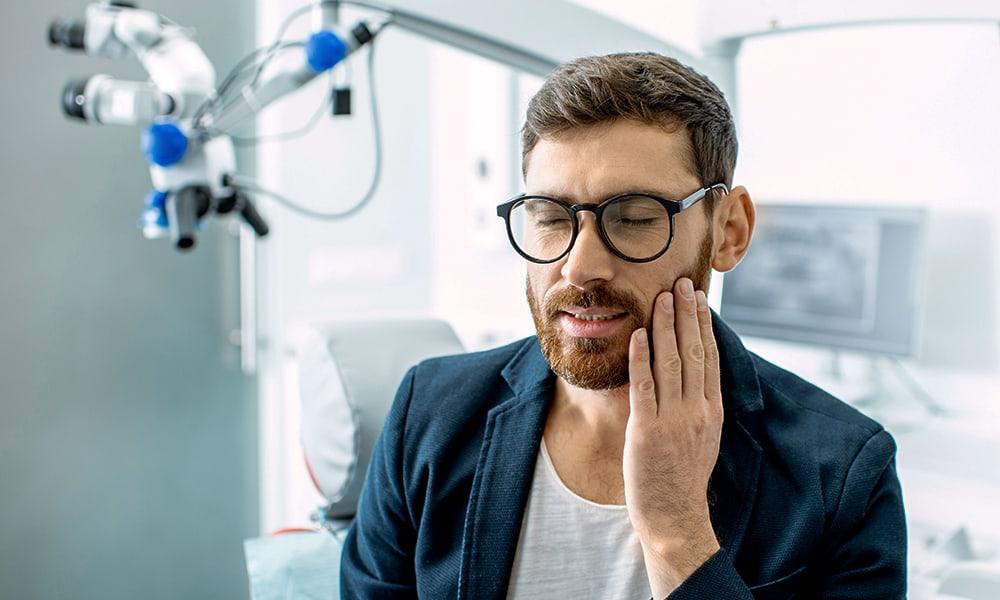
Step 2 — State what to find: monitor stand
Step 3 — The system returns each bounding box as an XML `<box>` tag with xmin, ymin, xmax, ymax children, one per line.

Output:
<box><xmin>824</xmin><ymin>351</ymin><xmax>949</xmax><ymax>432</ymax></box>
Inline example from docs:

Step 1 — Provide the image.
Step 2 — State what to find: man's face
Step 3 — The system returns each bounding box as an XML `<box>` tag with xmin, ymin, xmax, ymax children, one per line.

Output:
<box><xmin>524</xmin><ymin>119</ymin><xmax>715</xmax><ymax>390</ymax></box>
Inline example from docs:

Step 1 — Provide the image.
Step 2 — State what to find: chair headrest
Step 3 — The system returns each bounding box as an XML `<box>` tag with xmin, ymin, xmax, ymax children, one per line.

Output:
<box><xmin>296</xmin><ymin>318</ymin><xmax>464</xmax><ymax>518</ymax></box>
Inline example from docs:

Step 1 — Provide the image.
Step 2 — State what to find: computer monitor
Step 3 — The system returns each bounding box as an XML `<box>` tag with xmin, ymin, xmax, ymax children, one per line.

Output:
<box><xmin>720</xmin><ymin>203</ymin><xmax>927</xmax><ymax>357</ymax></box>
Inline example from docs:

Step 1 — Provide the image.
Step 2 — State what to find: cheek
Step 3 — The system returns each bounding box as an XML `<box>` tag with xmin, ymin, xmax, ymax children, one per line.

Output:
<box><xmin>667</xmin><ymin>229</ymin><xmax>696</xmax><ymax>262</ymax></box>
<box><xmin>673</xmin><ymin>211</ymin><xmax>712</xmax><ymax>258</ymax></box>
<box><xmin>623</xmin><ymin>268</ymin><xmax>674</xmax><ymax>323</ymax></box>
<box><xmin>526</xmin><ymin>264</ymin><xmax>559</xmax><ymax>297</ymax></box>
<box><xmin>629</xmin><ymin>264</ymin><xmax>672</xmax><ymax>298</ymax></box>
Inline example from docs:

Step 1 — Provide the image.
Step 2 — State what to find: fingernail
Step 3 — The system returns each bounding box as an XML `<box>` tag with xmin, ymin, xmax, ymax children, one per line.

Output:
<box><xmin>680</xmin><ymin>278</ymin><xmax>694</xmax><ymax>298</ymax></box>
<box><xmin>660</xmin><ymin>293</ymin><xmax>673</xmax><ymax>312</ymax></box>
<box><xmin>695</xmin><ymin>290</ymin><xmax>707</xmax><ymax>309</ymax></box>
<box><xmin>635</xmin><ymin>328</ymin><xmax>647</xmax><ymax>348</ymax></box>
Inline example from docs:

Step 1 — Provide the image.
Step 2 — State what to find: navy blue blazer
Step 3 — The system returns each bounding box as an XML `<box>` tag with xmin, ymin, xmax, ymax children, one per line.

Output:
<box><xmin>340</xmin><ymin>311</ymin><xmax>907</xmax><ymax>599</ymax></box>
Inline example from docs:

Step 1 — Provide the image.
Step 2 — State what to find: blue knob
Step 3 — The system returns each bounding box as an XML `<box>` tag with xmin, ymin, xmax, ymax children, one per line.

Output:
<box><xmin>138</xmin><ymin>189</ymin><xmax>170</xmax><ymax>235</ymax></box>
<box><xmin>141</xmin><ymin>120</ymin><xmax>188</xmax><ymax>167</ymax></box>
<box><xmin>306</xmin><ymin>30</ymin><xmax>348</xmax><ymax>73</ymax></box>
<box><xmin>143</xmin><ymin>190</ymin><xmax>169</xmax><ymax>227</ymax></box>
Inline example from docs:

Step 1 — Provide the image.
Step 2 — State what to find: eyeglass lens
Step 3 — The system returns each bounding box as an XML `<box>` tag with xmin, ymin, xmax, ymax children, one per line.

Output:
<box><xmin>509</xmin><ymin>195</ymin><xmax>672</xmax><ymax>262</ymax></box>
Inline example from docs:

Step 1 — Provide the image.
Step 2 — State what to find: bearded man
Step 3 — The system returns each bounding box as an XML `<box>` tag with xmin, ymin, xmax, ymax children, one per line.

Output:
<box><xmin>340</xmin><ymin>52</ymin><xmax>907</xmax><ymax>600</ymax></box>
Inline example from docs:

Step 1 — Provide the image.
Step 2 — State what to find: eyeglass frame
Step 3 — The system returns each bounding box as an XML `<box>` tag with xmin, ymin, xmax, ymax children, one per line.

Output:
<box><xmin>495</xmin><ymin>183</ymin><xmax>729</xmax><ymax>264</ymax></box>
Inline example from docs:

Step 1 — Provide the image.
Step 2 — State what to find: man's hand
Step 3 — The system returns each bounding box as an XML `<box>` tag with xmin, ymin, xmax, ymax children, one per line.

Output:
<box><xmin>623</xmin><ymin>277</ymin><xmax>724</xmax><ymax>598</ymax></box>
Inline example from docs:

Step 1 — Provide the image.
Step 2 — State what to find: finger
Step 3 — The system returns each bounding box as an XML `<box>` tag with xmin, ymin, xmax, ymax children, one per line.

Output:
<box><xmin>651</xmin><ymin>291</ymin><xmax>682</xmax><ymax>408</ymax></box>
<box><xmin>673</xmin><ymin>277</ymin><xmax>705</xmax><ymax>400</ymax></box>
<box><xmin>695</xmin><ymin>290</ymin><xmax>723</xmax><ymax>406</ymax></box>
<box><xmin>628</xmin><ymin>328</ymin><xmax>657</xmax><ymax>418</ymax></box>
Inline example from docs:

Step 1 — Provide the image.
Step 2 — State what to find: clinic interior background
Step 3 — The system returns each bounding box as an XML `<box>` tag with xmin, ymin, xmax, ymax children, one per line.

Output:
<box><xmin>2</xmin><ymin>0</ymin><xmax>998</xmax><ymax>598</ymax></box>
<box><xmin>257</xmin><ymin>0</ymin><xmax>1000</xmax><ymax>536</ymax></box>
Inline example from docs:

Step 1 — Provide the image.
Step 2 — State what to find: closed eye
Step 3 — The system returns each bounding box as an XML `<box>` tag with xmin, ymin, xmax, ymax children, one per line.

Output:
<box><xmin>610</xmin><ymin>217</ymin><xmax>661</xmax><ymax>227</ymax></box>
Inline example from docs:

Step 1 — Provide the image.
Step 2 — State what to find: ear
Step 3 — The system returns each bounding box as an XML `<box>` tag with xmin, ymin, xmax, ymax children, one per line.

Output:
<box><xmin>710</xmin><ymin>185</ymin><xmax>755</xmax><ymax>273</ymax></box>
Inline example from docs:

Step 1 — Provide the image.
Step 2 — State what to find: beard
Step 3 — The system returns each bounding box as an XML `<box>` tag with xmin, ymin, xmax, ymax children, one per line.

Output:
<box><xmin>527</xmin><ymin>231</ymin><xmax>715</xmax><ymax>390</ymax></box>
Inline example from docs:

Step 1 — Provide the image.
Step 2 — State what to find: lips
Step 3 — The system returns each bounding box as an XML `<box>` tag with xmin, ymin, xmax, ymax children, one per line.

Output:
<box><xmin>558</xmin><ymin>311</ymin><xmax>628</xmax><ymax>338</ymax></box>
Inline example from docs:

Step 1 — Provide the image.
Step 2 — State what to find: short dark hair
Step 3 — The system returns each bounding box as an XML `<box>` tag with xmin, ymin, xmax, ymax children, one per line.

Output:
<box><xmin>521</xmin><ymin>52</ymin><xmax>738</xmax><ymax>210</ymax></box>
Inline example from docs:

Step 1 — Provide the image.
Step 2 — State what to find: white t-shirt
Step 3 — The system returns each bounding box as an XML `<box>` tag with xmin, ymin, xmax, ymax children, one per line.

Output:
<box><xmin>506</xmin><ymin>439</ymin><xmax>652</xmax><ymax>599</ymax></box>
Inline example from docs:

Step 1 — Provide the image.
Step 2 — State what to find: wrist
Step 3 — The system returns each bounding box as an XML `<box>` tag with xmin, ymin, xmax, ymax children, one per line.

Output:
<box><xmin>640</xmin><ymin>530</ymin><xmax>720</xmax><ymax>598</ymax></box>
<box><xmin>642</xmin><ymin>532</ymin><xmax>720</xmax><ymax>564</ymax></box>
<box><xmin>637</xmin><ymin>511</ymin><xmax>718</xmax><ymax>557</ymax></box>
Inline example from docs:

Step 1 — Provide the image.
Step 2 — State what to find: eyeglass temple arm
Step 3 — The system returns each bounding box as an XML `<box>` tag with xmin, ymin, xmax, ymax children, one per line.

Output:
<box><xmin>678</xmin><ymin>184</ymin><xmax>729</xmax><ymax>211</ymax></box>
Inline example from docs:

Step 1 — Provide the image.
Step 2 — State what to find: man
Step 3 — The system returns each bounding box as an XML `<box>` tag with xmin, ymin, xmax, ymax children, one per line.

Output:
<box><xmin>340</xmin><ymin>52</ymin><xmax>907</xmax><ymax>599</ymax></box>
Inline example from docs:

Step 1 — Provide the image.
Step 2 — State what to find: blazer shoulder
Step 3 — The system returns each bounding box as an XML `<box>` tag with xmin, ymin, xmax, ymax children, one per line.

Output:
<box><xmin>748</xmin><ymin>352</ymin><xmax>899</xmax><ymax>522</ymax></box>
<box><xmin>400</xmin><ymin>336</ymin><xmax>533</xmax><ymax>431</ymax></box>
<box><xmin>750</xmin><ymin>351</ymin><xmax>886</xmax><ymax>439</ymax></box>
<box><xmin>411</xmin><ymin>335</ymin><xmax>530</xmax><ymax>388</ymax></box>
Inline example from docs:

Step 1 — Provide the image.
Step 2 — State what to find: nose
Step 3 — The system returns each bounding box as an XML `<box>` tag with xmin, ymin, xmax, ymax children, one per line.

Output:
<box><xmin>560</xmin><ymin>211</ymin><xmax>616</xmax><ymax>288</ymax></box>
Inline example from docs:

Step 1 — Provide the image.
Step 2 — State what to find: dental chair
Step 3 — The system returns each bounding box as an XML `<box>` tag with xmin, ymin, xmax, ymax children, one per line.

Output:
<box><xmin>244</xmin><ymin>319</ymin><xmax>465</xmax><ymax>599</ymax></box>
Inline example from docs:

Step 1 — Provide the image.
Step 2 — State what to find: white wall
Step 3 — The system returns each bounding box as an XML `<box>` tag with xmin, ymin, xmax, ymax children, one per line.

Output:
<box><xmin>426</xmin><ymin>49</ymin><xmax>539</xmax><ymax>351</ymax></box>
<box><xmin>736</xmin><ymin>22</ymin><xmax>1000</xmax><ymax>376</ymax></box>
<box><xmin>572</xmin><ymin>0</ymin><xmax>701</xmax><ymax>56</ymax></box>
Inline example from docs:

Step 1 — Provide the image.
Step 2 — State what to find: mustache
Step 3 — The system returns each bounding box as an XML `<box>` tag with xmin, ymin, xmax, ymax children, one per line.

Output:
<box><xmin>544</xmin><ymin>284</ymin><xmax>645</xmax><ymax>318</ymax></box>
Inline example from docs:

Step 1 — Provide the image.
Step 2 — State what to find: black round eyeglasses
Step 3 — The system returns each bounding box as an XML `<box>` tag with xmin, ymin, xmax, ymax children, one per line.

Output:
<box><xmin>495</xmin><ymin>183</ymin><xmax>728</xmax><ymax>264</ymax></box>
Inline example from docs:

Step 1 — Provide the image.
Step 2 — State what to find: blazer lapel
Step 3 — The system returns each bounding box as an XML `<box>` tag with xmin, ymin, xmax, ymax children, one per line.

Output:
<box><xmin>708</xmin><ymin>309</ymin><xmax>765</xmax><ymax>559</ymax></box>
<box><xmin>708</xmin><ymin>418</ymin><xmax>762</xmax><ymax>558</ymax></box>
<box><xmin>457</xmin><ymin>338</ymin><xmax>554</xmax><ymax>600</ymax></box>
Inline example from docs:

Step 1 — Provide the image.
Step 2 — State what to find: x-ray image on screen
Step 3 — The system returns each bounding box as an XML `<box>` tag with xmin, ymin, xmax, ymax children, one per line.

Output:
<box><xmin>721</xmin><ymin>204</ymin><xmax>926</xmax><ymax>356</ymax></box>
<box><xmin>723</xmin><ymin>212</ymin><xmax>879</xmax><ymax>334</ymax></box>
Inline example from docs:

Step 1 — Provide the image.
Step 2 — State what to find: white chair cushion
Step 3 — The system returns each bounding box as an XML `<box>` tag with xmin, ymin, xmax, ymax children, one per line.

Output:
<box><xmin>296</xmin><ymin>319</ymin><xmax>464</xmax><ymax>517</ymax></box>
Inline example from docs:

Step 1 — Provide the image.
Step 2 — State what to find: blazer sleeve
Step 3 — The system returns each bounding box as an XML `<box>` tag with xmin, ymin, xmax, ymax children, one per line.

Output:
<box><xmin>659</xmin><ymin>428</ymin><xmax>907</xmax><ymax>600</ymax></box>
<box><xmin>815</xmin><ymin>428</ymin><xmax>908</xmax><ymax>599</ymax></box>
<box><xmin>340</xmin><ymin>367</ymin><xmax>419</xmax><ymax>599</ymax></box>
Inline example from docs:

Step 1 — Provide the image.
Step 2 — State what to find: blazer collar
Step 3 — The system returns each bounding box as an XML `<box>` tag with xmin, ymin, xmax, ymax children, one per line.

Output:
<box><xmin>457</xmin><ymin>340</ymin><xmax>555</xmax><ymax>600</ymax></box>
<box><xmin>710</xmin><ymin>308</ymin><xmax>765</xmax><ymax>415</ymax></box>
<box><xmin>457</xmin><ymin>309</ymin><xmax>764</xmax><ymax>599</ymax></box>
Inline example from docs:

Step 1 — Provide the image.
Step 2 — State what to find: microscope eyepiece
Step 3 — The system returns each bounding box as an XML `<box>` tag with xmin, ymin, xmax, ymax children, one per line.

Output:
<box><xmin>61</xmin><ymin>78</ymin><xmax>90</xmax><ymax>120</ymax></box>
<box><xmin>48</xmin><ymin>19</ymin><xmax>86</xmax><ymax>50</ymax></box>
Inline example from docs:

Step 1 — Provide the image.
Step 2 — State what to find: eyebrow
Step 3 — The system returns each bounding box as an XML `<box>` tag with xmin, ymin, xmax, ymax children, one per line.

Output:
<box><xmin>530</xmin><ymin>188</ymin><xmax>687</xmax><ymax>203</ymax></box>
